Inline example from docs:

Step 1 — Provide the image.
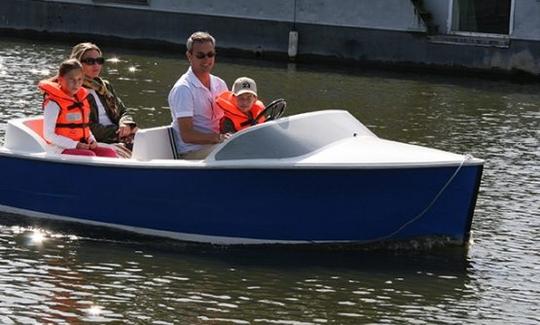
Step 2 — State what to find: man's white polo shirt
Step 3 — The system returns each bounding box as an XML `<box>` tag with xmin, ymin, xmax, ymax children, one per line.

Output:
<box><xmin>168</xmin><ymin>67</ymin><xmax>227</xmax><ymax>154</ymax></box>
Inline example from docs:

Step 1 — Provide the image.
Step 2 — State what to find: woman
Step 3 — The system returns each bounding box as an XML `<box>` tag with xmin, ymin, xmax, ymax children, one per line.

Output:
<box><xmin>70</xmin><ymin>42</ymin><xmax>137</xmax><ymax>153</ymax></box>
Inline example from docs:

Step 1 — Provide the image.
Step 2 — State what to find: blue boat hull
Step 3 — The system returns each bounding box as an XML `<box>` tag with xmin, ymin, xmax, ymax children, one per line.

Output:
<box><xmin>0</xmin><ymin>154</ymin><xmax>482</xmax><ymax>245</ymax></box>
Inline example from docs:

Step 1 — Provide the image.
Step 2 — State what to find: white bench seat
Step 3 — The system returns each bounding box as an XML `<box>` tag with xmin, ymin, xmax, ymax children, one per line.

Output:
<box><xmin>131</xmin><ymin>125</ymin><xmax>178</xmax><ymax>161</ymax></box>
<box><xmin>4</xmin><ymin>116</ymin><xmax>179</xmax><ymax>161</ymax></box>
<box><xmin>4</xmin><ymin>116</ymin><xmax>51</xmax><ymax>153</ymax></box>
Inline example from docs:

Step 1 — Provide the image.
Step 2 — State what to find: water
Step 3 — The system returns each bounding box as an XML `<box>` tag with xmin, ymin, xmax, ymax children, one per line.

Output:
<box><xmin>0</xmin><ymin>37</ymin><xmax>539</xmax><ymax>324</ymax></box>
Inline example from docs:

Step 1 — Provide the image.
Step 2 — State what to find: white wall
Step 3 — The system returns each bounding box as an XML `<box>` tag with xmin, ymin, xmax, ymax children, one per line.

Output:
<box><xmin>49</xmin><ymin>0</ymin><xmax>425</xmax><ymax>31</ymax></box>
<box><xmin>153</xmin><ymin>0</ymin><xmax>425</xmax><ymax>31</ymax></box>
<box><xmin>294</xmin><ymin>0</ymin><xmax>424</xmax><ymax>31</ymax></box>
<box><xmin>40</xmin><ymin>0</ymin><xmax>540</xmax><ymax>40</ymax></box>
<box><xmin>512</xmin><ymin>0</ymin><xmax>540</xmax><ymax>41</ymax></box>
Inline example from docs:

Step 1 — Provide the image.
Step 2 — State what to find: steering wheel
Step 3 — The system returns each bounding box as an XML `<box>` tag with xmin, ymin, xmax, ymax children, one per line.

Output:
<box><xmin>255</xmin><ymin>98</ymin><xmax>287</xmax><ymax>122</ymax></box>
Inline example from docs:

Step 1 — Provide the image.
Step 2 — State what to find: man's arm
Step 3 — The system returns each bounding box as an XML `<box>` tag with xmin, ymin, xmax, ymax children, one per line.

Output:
<box><xmin>177</xmin><ymin>117</ymin><xmax>223</xmax><ymax>144</ymax></box>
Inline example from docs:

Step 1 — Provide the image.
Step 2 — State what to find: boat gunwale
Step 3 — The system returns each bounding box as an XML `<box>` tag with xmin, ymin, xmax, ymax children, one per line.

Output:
<box><xmin>0</xmin><ymin>147</ymin><xmax>484</xmax><ymax>170</ymax></box>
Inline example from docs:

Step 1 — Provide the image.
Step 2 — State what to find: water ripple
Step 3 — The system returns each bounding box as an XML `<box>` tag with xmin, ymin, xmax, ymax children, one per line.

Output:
<box><xmin>0</xmin><ymin>38</ymin><xmax>539</xmax><ymax>324</ymax></box>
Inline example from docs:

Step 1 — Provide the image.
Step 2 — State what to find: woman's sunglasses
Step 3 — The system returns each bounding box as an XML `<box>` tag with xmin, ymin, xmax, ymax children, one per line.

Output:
<box><xmin>80</xmin><ymin>57</ymin><xmax>106</xmax><ymax>65</ymax></box>
<box><xmin>194</xmin><ymin>51</ymin><xmax>216</xmax><ymax>59</ymax></box>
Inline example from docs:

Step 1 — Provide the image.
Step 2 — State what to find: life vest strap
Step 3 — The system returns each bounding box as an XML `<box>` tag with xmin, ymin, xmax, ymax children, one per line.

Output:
<box><xmin>239</xmin><ymin>118</ymin><xmax>256</xmax><ymax>127</ymax></box>
<box><xmin>67</xmin><ymin>102</ymin><xmax>84</xmax><ymax>110</ymax></box>
<box><xmin>56</xmin><ymin>122</ymin><xmax>91</xmax><ymax>129</ymax></box>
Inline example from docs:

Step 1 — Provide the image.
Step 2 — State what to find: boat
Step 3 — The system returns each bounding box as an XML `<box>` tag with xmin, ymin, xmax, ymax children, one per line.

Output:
<box><xmin>0</xmin><ymin>110</ymin><xmax>483</xmax><ymax>246</ymax></box>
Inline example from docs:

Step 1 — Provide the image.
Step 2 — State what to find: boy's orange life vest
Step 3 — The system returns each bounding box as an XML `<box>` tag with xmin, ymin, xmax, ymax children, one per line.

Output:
<box><xmin>216</xmin><ymin>91</ymin><xmax>265</xmax><ymax>132</ymax></box>
<box><xmin>39</xmin><ymin>80</ymin><xmax>91</xmax><ymax>143</ymax></box>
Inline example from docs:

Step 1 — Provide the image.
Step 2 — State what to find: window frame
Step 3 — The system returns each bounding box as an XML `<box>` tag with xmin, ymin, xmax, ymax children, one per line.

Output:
<box><xmin>447</xmin><ymin>0</ymin><xmax>515</xmax><ymax>38</ymax></box>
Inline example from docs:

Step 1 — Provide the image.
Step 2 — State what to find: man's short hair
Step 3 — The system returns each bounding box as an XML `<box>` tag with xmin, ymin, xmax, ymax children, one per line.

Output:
<box><xmin>186</xmin><ymin>32</ymin><xmax>216</xmax><ymax>52</ymax></box>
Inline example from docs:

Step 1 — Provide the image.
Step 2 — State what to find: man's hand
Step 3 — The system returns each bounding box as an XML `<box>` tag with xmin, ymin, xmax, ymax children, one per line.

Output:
<box><xmin>117</xmin><ymin>125</ymin><xmax>132</xmax><ymax>138</ymax></box>
<box><xmin>178</xmin><ymin>117</ymin><xmax>224</xmax><ymax>144</ymax></box>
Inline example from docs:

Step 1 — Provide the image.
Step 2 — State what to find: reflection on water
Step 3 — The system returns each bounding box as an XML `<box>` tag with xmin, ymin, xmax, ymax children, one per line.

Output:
<box><xmin>1</xmin><ymin>224</ymin><xmax>474</xmax><ymax>324</ymax></box>
<box><xmin>0</xmin><ymin>37</ymin><xmax>539</xmax><ymax>324</ymax></box>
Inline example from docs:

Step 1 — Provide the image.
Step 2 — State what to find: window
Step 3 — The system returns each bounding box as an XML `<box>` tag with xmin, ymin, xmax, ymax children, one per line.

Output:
<box><xmin>451</xmin><ymin>0</ymin><xmax>512</xmax><ymax>35</ymax></box>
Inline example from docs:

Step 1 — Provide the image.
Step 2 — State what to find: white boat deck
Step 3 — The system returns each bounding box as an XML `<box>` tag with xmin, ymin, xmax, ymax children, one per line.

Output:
<box><xmin>0</xmin><ymin>110</ymin><xmax>483</xmax><ymax>168</ymax></box>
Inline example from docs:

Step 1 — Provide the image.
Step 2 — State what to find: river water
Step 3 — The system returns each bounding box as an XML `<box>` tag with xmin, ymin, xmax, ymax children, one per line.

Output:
<box><xmin>0</xmin><ymin>37</ymin><xmax>538</xmax><ymax>324</ymax></box>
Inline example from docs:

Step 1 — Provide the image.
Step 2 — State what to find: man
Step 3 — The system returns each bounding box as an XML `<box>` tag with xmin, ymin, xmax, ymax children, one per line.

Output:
<box><xmin>217</xmin><ymin>77</ymin><xmax>266</xmax><ymax>133</ymax></box>
<box><xmin>168</xmin><ymin>31</ymin><xmax>228</xmax><ymax>159</ymax></box>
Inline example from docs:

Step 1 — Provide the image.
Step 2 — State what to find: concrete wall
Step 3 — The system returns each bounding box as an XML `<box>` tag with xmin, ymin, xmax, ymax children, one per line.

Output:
<box><xmin>41</xmin><ymin>0</ymin><xmax>426</xmax><ymax>31</ymax></box>
<box><xmin>0</xmin><ymin>0</ymin><xmax>294</xmax><ymax>54</ymax></box>
<box><xmin>294</xmin><ymin>0</ymin><xmax>424</xmax><ymax>31</ymax></box>
<box><xmin>0</xmin><ymin>0</ymin><xmax>424</xmax><ymax>53</ymax></box>
<box><xmin>512</xmin><ymin>0</ymin><xmax>540</xmax><ymax>41</ymax></box>
<box><xmin>0</xmin><ymin>0</ymin><xmax>538</xmax><ymax>76</ymax></box>
<box><xmin>19</xmin><ymin>0</ymin><xmax>540</xmax><ymax>41</ymax></box>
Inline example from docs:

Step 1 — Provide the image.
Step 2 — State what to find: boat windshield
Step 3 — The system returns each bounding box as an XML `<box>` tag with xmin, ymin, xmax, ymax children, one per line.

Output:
<box><xmin>211</xmin><ymin>110</ymin><xmax>375</xmax><ymax>161</ymax></box>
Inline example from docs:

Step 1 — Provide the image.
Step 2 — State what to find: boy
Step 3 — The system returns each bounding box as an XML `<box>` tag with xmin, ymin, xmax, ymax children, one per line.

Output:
<box><xmin>217</xmin><ymin>77</ymin><xmax>266</xmax><ymax>133</ymax></box>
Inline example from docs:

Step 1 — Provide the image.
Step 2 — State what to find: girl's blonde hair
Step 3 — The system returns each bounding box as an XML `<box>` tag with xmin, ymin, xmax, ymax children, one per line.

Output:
<box><xmin>58</xmin><ymin>58</ymin><xmax>83</xmax><ymax>77</ymax></box>
<box><xmin>70</xmin><ymin>42</ymin><xmax>102</xmax><ymax>61</ymax></box>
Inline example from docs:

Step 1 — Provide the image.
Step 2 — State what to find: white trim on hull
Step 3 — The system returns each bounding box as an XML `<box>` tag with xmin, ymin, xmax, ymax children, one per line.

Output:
<box><xmin>0</xmin><ymin>204</ymin><xmax>335</xmax><ymax>245</ymax></box>
<box><xmin>0</xmin><ymin>204</ymin><xmax>467</xmax><ymax>248</ymax></box>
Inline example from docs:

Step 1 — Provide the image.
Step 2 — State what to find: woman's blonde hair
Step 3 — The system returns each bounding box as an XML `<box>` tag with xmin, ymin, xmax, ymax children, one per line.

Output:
<box><xmin>70</xmin><ymin>42</ymin><xmax>102</xmax><ymax>61</ymax></box>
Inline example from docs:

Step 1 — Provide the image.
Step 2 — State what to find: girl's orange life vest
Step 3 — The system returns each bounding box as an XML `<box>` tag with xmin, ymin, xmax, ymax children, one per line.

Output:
<box><xmin>216</xmin><ymin>91</ymin><xmax>265</xmax><ymax>132</ymax></box>
<box><xmin>39</xmin><ymin>80</ymin><xmax>91</xmax><ymax>143</ymax></box>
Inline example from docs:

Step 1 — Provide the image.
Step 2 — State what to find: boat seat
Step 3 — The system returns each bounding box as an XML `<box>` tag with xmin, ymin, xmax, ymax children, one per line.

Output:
<box><xmin>131</xmin><ymin>125</ymin><xmax>178</xmax><ymax>161</ymax></box>
<box><xmin>4</xmin><ymin>116</ymin><xmax>51</xmax><ymax>153</ymax></box>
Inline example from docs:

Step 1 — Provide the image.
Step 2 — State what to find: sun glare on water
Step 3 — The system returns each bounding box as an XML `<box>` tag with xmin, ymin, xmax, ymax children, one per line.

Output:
<box><xmin>85</xmin><ymin>305</ymin><xmax>103</xmax><ymax>316</ymax></box>
<box><xmin>29</xmin><ymin>229</ymin><xmax>46</xmax><ymax>244</ymax></box>
<box><xmin>107</xmin><ymin>57</ymin><xmax>120</xmax><ymax>64</ymax></box>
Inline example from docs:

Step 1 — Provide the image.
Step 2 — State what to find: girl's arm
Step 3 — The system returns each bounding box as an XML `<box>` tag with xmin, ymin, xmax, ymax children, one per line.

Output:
<box><xmin>43</xmin><ymin>101</ymin><xmax>79</xmax><ymax>149</ymax></box>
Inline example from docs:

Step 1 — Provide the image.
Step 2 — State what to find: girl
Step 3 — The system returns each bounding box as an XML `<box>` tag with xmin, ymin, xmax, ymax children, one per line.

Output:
<box><xmin>38</xmin><ymin>58</ymin><xmax>117</xmax><ymax>157</ymax></box>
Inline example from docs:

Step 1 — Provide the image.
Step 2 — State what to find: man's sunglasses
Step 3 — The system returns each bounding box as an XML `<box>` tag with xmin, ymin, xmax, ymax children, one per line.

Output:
<box><xmin>80</xmin><ymin>57</ymin><xmax>106</xmax><ymax>65</ymax></box>
<box><xmin>194</xmin><ymin>51</ymin><xmax>216</xmax><ymax>59</ymax></box>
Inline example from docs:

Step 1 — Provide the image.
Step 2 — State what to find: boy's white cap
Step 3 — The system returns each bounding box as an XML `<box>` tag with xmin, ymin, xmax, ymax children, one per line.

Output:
<box><xmin>232</xmin><ymin>77</ymin><xmax>257</xmax><ymax>96</ymax></box>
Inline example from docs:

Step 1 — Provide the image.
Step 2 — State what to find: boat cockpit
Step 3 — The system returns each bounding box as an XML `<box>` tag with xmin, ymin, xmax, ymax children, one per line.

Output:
<box><xmin>2</xmin><ymin>110</ymin><xmax>376</xmax><ymax>163</ymax></box>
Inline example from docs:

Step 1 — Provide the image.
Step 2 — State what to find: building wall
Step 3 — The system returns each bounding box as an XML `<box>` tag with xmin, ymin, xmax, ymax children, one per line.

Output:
<box><xmin>0</xmin><ymin>0</ymin><xmax>538</xmax><ymax>76</ymax></box>
<box><xmin>0</xmin><ymin>0</ymin><xmax>425</xmax><ymax>53</ymax></box>
<box><xmin>294</xmin><ymin>0</ymin><xmax>424</xmax><ymax>31</ymax></box>
<box><xmin>16</xmin><ymin>0</ymin><xmax>540</xmax><ymax>41</ymax></box>
<box><xmin>39</xmin><ymin>0</ymin><xmax>426</xmax><ymax>31</ymax></box>
<box><xmin>512</xmin><ymin>0</ymin><xmax>540</xmax><ymax>41</ymax></box>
